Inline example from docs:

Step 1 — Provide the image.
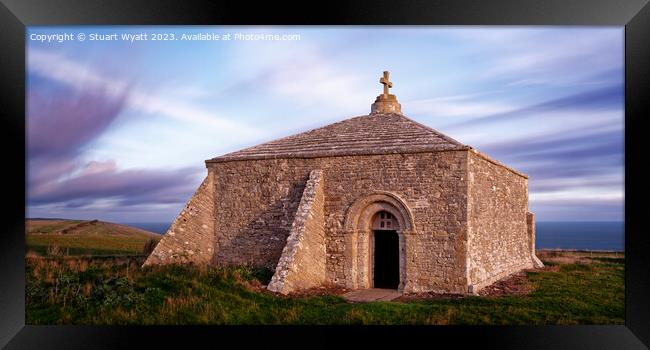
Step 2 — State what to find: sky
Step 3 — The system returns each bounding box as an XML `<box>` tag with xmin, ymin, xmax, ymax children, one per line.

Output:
<box><xmin>26</xmin><ymin>26</ymin><xmax>624</xmax><ymax>223</ymax></box>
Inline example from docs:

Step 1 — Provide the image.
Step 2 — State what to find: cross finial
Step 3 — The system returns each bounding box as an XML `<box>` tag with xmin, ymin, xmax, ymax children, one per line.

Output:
<box><xmin>371</xmin><ymin>70</ymin><xmax>401</xmax><ymax>114</ymax></box>
<box><xmin>379</xmin><ymin>70</ymin><xmax>393</xmax><ymax>96</ymax></box>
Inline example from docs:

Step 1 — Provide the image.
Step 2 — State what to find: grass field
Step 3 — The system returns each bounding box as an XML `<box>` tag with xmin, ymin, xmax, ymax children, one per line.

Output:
<box><xmin>25</xmin><ymin>251</ymin><xmax>624</xmax><ymax>325</ymax></box>
<box><xmin>26</xmin><ymin>219</ymin><xmax>161</xmax><ymax>256</ymax></box>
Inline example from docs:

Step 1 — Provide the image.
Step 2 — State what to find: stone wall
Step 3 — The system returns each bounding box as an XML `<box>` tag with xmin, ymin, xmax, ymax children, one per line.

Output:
<box><xmin>143</xmin><ymin>172</ymin><xmax>215</xmax><ymax>266</ymax></box>
<box><xmin>267</xmin><ymin>170</ymin><xmax>326</xmax><ymax>294</ymax></box>
<box><xmin>208</xmin><ymin>150</ymin><xmax>470</xmax><ymax>293</ymax></box>
<box><xmin>210</xmin><ymin>159</ymin><xmax>308</xmax><ymax>268</ymax></box>
<box><xmin>466</xmin><ymin>150</ymin><xmax>533</xmax><ymax>293</ymax></box>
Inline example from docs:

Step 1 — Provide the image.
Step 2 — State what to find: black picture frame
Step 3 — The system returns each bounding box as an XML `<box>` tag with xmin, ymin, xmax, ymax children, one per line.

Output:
<box><xmin>1</xmin><ymin>0</ymin><xmax>648</xmax><ymax>348</ymax></box>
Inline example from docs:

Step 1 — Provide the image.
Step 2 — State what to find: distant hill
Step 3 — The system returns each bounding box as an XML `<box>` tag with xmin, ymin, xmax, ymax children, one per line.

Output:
<box><xmin>26</xmin><ymin>218</ymin><xmax>161</xmax><ymax>257</ymax></box>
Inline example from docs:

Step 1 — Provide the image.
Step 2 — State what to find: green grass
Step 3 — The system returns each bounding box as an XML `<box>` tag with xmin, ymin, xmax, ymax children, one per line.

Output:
<box><xmin>25</xmin><ymin>219</ymin><xmax>161</xmax><ymax>257</ymax></box>
<box><xmin>26</xmin><ymin>234</ymin><xmax>153</xmax><ymax>256</ymax></box>
<box><xmin>26</xmin><ymin>255</ymin><xmax>624</xmax><ymax>325</ymax></box>
<box><xmin>27</xmin><ymin>245</ymin><xmax>141</xmax><ymax>257</ymax></box>
<box><xmin>31</xmin><ymin>222</ymin><xmax>80</xmax><ymax>234</ymax></box>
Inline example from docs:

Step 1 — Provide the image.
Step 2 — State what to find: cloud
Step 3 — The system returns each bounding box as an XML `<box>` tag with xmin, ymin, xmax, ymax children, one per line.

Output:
<box><xmin>445</xmin><ymin>83</ymin><xmax>623</xmax><ymax>129</ymax></box>
<box><xmin>482</xmin><ymin>126</ymin><xmax>622</xmax><ymax>163</ymax></box>
<box><xmin>486</xmin><ymin>126</ymin><xmax>623</xmax><ymax>192</ymax></box>
<box><xmin>28</xmin><ymin>161</ymin><xmax>202</xmax><ymax>208</ymax></box>
<box><xmin>77</xmin><ymin>160</ymin><xmax>118</xmax><ymax>176</ymax></box>
<box><xmin>405</xmin><ymin>92</ymin><xmax>514</xmax><ymax>119</ymax></box>
<box><xmin>26</xmin><ymin>77</ymin><xmax>129</xmax><ymax>191</ymax></box>
<box><xmin>529</xmin><ymin>174</ymin><xmax>622</xmax><ymax>193</ymax></box>
<box><xmin>463</xmin><ymin>28</ymin><xmax>623</xmax><ymax>86</ymax></box>
<box><xmin>28</xmin><ymin>49</ymin><xmax>129</xmax><ymax>98</ymax></box>
<box><xmin>530</xmin><ymin>200</ymin><xmax>623</xmax><ymax>221</ymax></box>
<box><xmin>26</xmin><ymin>57</ymin><xmax>206</xmax><ymax>215</ymax></box>
<box><xmin>240</xmin><ymin>59</ymin><xmax>369</xmax><ymax>115</ymax></box>
<box><xmin>27</xmin><ymin>78</ymin><xmax>128</xmax><ymax>160</ymax></box>
<box><xmin>28</xmin><ymin>49</ymin><xmax>262</xmax><ymax>137</ymax></box>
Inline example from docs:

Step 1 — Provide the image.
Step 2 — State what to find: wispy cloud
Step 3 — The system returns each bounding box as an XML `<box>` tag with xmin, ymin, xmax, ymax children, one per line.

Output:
<box><xmin>444</xmin><ymin>84</ymin><xmax>622</xmax><ymax>130</ymax></box>
<box><xmin>27</xmin><ymin>63</ymin><xmax>204</xmax><ymax>216</ymax></box>
<box><xmin>406</xmin><ymin>92</ymin><xmax>513</xmax><ymax>119</ymax></box>
<box><xmin>29</xmin><ymin>161</ymin><xmax>202</xmax><ymax>208</ymax></box>
<box><xmin>27</xmin><ymin>79</ymin><xmax>128</xmax><ymax>160</ymax></box>
<box><xmin>28</xmin><ymin>49</ymin><xmax>262</xmax><ymax>137</ymax></box>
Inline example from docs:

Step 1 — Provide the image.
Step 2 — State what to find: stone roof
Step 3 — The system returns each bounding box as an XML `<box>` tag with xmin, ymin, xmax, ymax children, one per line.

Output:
<box><xmin>206</xmin><ymin>113</ymin><xmax>471</xmax><ymax>163</ymax></box>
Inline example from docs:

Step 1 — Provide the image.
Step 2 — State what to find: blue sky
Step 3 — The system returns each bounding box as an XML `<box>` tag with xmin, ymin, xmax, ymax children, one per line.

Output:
<box><xmin>26</xmin><ymin>26</ymin><xmax>624</xmax><ymax>223</ymax></box>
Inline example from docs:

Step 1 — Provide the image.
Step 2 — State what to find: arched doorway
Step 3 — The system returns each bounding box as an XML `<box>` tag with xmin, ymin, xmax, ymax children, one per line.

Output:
<box><xmin>372</xmin><ymin>211</ymin><xmax>399</xmax><ymax>289</ymax></box>
<box><xmin>343</xmin><ymin>191</ymin><xmax>416</xmax><ymax>291</ymax></box>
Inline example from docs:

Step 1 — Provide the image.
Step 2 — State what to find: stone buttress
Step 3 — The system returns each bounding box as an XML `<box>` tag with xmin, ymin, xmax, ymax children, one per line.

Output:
<box><xmin>143</xmin><ymin>173</ymin><xmax>215</xmax><ymax>266</ymax></box>
<box><xmin>268</xmin><ymin>170</ymin><xmax>327</xmax><ymax>294</ymax></box>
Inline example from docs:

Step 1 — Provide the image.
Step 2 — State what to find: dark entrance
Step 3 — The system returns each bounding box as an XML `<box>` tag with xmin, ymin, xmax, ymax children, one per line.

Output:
<box><xmin>373</xmin><ymin>230</ymin><xmax>399</xmax><ymax>289</ymax></box>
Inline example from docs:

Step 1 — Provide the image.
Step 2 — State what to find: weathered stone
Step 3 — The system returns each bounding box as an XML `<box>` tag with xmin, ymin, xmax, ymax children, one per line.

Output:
<box><xmin>143</xmin><ymin>173</ymin><xmax>215</xmax><ymax>266</ymax></box>
<box><xmin>268</xmin><ymin>170</ymin><xmax>327</xmax><ymax>294</ymax></box>
<box><xmin>528</xmin><ymin>212</ymin><xmax>545</xmax><ymax>268</ymax></box>
<box><xmin>144</xmin><ymin>75</ymin><xmax>541</xmax><ymax>295</ymax></box>
<box><xmin>371</xmin><ymin>71</ymin><xmax>401</xmax><ymax>114</ymax></box>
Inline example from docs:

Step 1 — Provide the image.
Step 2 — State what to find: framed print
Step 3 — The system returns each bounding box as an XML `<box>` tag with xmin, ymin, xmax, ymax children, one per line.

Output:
<box><xmin>1</xmin><ymin>0</ymin><xmax>649</xmax><ymax>348</ymax></box>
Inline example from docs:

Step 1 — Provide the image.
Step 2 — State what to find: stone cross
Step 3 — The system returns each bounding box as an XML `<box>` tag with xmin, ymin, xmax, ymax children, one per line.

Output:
<box><xmin>371</xmin><ymin>70</ymin><xmax>401</xmax><ymax>113</ymax></box>
<box><xmin>379</xmin><ymin>71</ymin><xmax>393</xmax><ymax>96</ymax></box>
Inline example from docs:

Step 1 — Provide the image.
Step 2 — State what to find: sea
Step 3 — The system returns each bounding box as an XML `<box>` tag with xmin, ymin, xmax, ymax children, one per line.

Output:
<box><xmin>122</xmin><ymin>221</ymin><xmax>625</xmax><ymax>252</ymax></box>
<box><xmin>535</xmin><ymin>221</ymin><xmax>624</xmax><ymax>251</ymax></box>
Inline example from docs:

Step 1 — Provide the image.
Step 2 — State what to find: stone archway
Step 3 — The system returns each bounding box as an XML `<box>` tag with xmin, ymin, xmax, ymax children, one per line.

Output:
<box><xmin>343</xmin><ymin>192</ymin><xmax>415</xmax><ymax>292</ymax></box>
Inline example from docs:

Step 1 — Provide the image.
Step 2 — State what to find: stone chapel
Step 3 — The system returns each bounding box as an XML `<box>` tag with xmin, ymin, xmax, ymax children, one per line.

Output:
<box><xmin>144</xmin><ymin>71</ymin><xmax>544</xmax><ymax>295</ymax></box>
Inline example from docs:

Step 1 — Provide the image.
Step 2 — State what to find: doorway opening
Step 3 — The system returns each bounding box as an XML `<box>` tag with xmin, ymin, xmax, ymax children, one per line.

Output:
<box><xmin>372</xmin><ymin>211</ymin><xmax>400</xmax><ymax>289</ymax></box>
<box><xmin>373</xmin><ymin>230</ymin><xmax>399</xmax><ymax>288</ymax></box>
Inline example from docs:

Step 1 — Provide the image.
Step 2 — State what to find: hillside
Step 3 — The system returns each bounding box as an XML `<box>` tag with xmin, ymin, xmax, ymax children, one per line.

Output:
<box><xmin>26</xmin><ymin>219</ymin><xmax>162</xmax><ymax>256</ymax></box>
